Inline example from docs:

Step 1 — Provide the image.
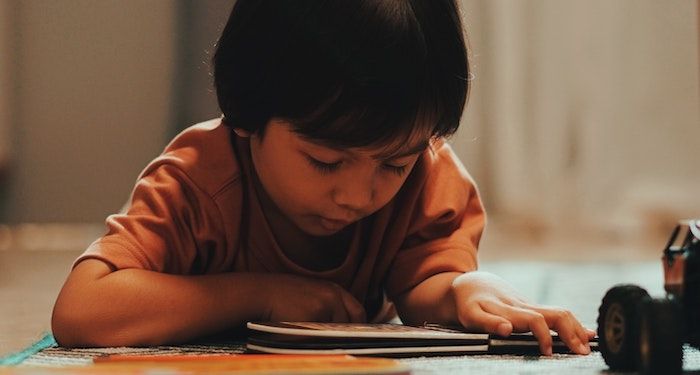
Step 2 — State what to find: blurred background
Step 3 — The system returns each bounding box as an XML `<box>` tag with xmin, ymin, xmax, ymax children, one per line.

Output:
<box><xmin>0</xmin><ymin>0</ymin><xmax>698</xmax><ymax>260</ymax></box>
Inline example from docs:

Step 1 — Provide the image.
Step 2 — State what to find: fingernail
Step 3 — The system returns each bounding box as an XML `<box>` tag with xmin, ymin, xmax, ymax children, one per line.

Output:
<box><xmin>544</xmin><ymin>347</ymin><xmax>553</xmax><ymax>356</ymax></box>
<box><xmin>578</xmin><ymin>343</ymin><xmax>590</xmax><ymax>354</ymax></box>
<box><xmin>496</xmin><ymin>323</ymin><xmax>511</xmax><ymax>337</ymax></box>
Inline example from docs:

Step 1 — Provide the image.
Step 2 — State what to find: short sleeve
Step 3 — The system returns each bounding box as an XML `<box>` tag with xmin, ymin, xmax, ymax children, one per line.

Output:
<box><xmin>385</xmin><ymin>141</ymin><xmax>485</xmax><ymax>297</ymax></box>
<box><xmin>76</xmin><ymin>164</ymin><xmax>227</xmax><ymax>274</ymax></box>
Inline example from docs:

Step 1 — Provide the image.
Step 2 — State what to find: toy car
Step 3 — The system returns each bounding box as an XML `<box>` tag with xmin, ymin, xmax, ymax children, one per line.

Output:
<box><xmin>597</xmin><ymin>219</ymin><xmax>700</xmax><ymax>374</ymax></box>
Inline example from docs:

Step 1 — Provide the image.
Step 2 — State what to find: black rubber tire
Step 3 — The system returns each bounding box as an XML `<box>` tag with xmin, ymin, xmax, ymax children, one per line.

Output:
<box><xmin>597</xmin><ymin>284</ymin><xmax>650</xmax><ymax>371</ymax></box>
<box><xmin>638</xmin><ymin>297</ymin><xmax>683</xmax><ymax>375</ymax></box>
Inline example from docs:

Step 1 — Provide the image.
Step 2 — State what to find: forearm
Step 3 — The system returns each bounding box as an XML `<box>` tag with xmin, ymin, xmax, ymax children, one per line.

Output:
<box><xmin>52</xmin><ymin>266</ymin><xmax>271</xmax><ymax>347</ymax></box>
<box><xmin>394</xmin><ymin>271</ymin><xmax>463</xmax><ymax>325</ymax></box>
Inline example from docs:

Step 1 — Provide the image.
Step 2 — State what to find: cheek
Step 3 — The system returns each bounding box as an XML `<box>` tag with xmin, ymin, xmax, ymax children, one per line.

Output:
<box><xmin>370</xmin><ymin>174</ymin><xmax>411</xmax><ymax>208</ymax></box>
<box><xmin>287</xmin><ymin>175</ymin><xmax>327</xmax><ymax>203</ymax></box>
<box><xmin>267</xmin><ymin>160</ymin><xmax>330</xmax><ymax>210</ymax></box>
<box><xmin>376</xmin><ymin>160</ymin><xmax>419</xmax><ymax>204</ymax></box>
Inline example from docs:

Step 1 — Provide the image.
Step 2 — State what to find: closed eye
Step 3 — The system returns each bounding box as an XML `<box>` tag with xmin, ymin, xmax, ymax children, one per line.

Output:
<box><xmin>306</xmin><ymin>156</ymin><xmax>342</xmax><ymax>174</ymax></box>
<box><xmin>382</xmin><ymin>164</ymin><xmax>408</xmax><ymax>176</ymax></box>
<box><xmin>306</xmin><ymin>155</ymin><xmax>409</xmax><ymax>176</ymax></box>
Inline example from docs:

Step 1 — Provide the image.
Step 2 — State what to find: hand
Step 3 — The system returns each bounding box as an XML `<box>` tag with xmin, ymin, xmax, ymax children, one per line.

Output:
<box><xmin>451</xmin><ymin>271</ymin><xmax>596</xmax><ymax>356</ymax></box>
<box><xmin>261</xmin><ymin>274</ymin><xmax>366</xmax><ymax>323</ymax></box>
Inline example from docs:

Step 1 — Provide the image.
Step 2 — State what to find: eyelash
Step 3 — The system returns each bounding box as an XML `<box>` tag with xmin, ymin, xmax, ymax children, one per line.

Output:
<box><xmin>383</xmin><ymin>164</ymin><xmax>408</xmax><ymax>176</ymax></box>
<box><xmin>306</xmin><ymin>157</ymin><xmax>408</xmax><ymax>176</ymax></box>
<box><xmin>307</xmin><ymin>158</ymin><xmax>341</xmax><ymax>174</ymax></box>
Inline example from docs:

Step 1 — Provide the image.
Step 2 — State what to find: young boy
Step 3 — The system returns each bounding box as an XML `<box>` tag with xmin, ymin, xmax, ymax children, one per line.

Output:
<box><xmin>52</xmin><ymin>0</ymin><xmax>595</xmax><ymax>355</ymax></box>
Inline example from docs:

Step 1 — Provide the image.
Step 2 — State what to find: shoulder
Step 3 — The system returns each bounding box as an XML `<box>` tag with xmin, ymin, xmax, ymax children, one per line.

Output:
<box><xmin>411</xmin><ymin>138</ymin><xmax>476</xmax><ymax>191</ymax></box>
<box><xmin>425</xmin><ymin>139</ymin><xmax>470</xmax><ymax>177</ymax></box>
<box><xmin>392</xmin><ymin>137</ymin><xmax>481</xmax><ymax>227</ymax></box>
<box><xmin>140</xmin><ymin>118</ymin><xmax>242</xmax><ymax>199</ymax></box>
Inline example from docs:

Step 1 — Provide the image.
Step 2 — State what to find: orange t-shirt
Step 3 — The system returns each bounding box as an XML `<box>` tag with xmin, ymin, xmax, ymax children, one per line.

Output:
<box><xmin>77</xmin><ymin>119</ymin><xmax>485</xmax><ymax>320</ymax></box>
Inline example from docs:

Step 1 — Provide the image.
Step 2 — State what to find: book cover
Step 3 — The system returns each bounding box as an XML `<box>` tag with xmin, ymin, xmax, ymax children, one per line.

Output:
<box><xmin>246</xmin><ymin>322</ymin><xmax>598</xmax><ymax>357</ymax></box>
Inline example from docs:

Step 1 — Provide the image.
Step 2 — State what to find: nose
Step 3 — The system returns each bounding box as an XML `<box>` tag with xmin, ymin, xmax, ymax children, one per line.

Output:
<box><xmin>332</xmin><ymin>172</ymin><xmax>375</xmax><ymax>212</ymax></box>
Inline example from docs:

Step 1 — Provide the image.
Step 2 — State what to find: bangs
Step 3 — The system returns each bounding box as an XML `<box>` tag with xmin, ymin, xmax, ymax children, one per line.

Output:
<box><xmin>285</xmin><ymin>85</ymin><xmax>443</xmax><ymax>153</ymax></box>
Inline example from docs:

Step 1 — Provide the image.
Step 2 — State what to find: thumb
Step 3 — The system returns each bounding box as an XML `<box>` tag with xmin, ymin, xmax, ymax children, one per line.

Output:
<box><xmin>458</xmin><ymin>303</ymin><xmax>512</xmax><ymax>336</ymax></box>
<box><xmin>495</xmin><ymin>321</ymin><xmax>513</xmax><ymax>337</ymax></box>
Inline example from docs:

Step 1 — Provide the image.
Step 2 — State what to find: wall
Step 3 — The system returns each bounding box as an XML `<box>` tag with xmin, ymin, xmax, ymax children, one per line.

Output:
<box><xmin>170</xmin><ymin>0</ymin><xmax>233</xmax><ymax>136</ymax></box>
<box><xmin>0</xmin><ymin>0</ymin><xmax>13</xmax><ymax>172</ymax></box>
<box><xmin>0</xmin><ymin>0</ymin><xmax>177</xmax><ymax>223</ymax></box>
<box><xmin>457</xmin><ymin>0</ymin><xmax>700</xmax><ymax>239</ymax></box>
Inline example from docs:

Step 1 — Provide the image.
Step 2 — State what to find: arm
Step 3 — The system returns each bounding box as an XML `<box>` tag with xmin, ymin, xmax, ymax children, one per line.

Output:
<box><xmin>394</xmin><ymin>270</ymin><xmax>596</xmax><ymax>356</ymax></box>
<box><xmin>52</xmin><ymin>259</ymin><xmax>265</xmax><ymax>347</ymax></box>
<box><xmin>52</xmin><ymin>259</ymin><xmax>365</xmax><ymax>347</ymax></box>
<box><xmin>391</xmin><ymin>143</ymin><xmax>593</xmax><ymax>355</ymax></box>
<box><xmin>393</xmin><ymin>272</ymin><xmax>461</xmax><ymax>325</ymax></box>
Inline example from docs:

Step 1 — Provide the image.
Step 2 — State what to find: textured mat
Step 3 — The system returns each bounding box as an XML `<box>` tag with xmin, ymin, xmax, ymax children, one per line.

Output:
<box><xmin>5</xmin><ymin>333</ymin><xmax>700</xmax><ymax>374</ymax></box>
<box><xmin>0</xmin><ymin>334</ymin><xmax>247</xmax><ymax>367</ymax></box>
<box><xmin>0</xmin><ymin>334</ymin><xmax>56</xmax><ymax>366</ymax></box>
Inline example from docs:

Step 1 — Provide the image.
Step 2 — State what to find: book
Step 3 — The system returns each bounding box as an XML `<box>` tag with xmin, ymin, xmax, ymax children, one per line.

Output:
<box><xmin>2</xmin><ymin>354</ymin><xmax>410</xmax><ymax>374</ymax></box>
<box><xmin>92</xmin><ymin>354</ymin><xmax>410</xmax><ymax>374</ymax></box>
<box><xmin>246</xmin><ymin>322</ymin><xmax>599</xmax><ymax>357</ymax></box>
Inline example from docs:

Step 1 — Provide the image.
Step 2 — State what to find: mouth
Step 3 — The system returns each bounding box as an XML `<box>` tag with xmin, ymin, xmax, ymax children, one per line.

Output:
<box><xmin>318</xmin><ymin>216</ymin><xmax>354</xmax><ymax>231</ymax></box>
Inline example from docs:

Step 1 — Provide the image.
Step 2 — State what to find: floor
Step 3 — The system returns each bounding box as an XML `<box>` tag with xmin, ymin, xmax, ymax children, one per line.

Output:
<box><xmin>0</xmin><ymin>250</ymin><xmax>82</xmax><ymax>357</ymax></box>
<box><xmin>0</xmin><ymin>223</ymin><xmax>682</xmax><ymax>373</ymax></box>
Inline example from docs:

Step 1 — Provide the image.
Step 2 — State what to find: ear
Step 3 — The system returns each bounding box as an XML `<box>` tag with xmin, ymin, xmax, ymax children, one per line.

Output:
<box><xmin>233</xmin><ymin>128</ymin><xmax>252</xmax><ymax>138</ymax></box>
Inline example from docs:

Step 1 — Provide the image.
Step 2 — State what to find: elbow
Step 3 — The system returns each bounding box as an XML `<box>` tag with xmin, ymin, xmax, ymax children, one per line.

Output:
<box><xmin>51</xmin><ymin>294</ymin><xmax>120</xmax><ymax>348</ymax></box>
<box><xmin>51</xmin><ymin>296</ymin><xmax>106</xmax><ymax>347</ymax></box>
<box><xmin>51</xmin><ymin>300</ymin><xmax>84</xmax><ymax>347</ymax></box>
<box><xmin>50</xmin><ymin>260</ymin><xmax>142</xmax><ymax>347</ymax></box>
<box><xmin>51</xmin><ymin>295</ymin><xmax>170</xmax><ymax>348</ymax></box>
<box><xmin>51</xmin><ymin>304</ymin><xmax>145</xmax><ymax>348</ymax></box>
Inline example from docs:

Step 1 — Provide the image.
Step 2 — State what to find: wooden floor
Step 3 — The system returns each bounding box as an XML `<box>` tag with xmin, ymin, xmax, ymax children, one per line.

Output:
<box><xmin>0</xmin><ymin>250</ymin><xmax>82</xmax><ymax>357</ymax></box>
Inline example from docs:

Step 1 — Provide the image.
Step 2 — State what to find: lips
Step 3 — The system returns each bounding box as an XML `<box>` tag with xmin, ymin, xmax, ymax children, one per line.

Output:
<box><xmin>319</xmin><ymin>216</ymin><xmax>353</xmax><ymax>231</ymax></box>
<box><xmin>322</xmin><ymin>217</ymin><xmax>353</xmax><ymax>225</ymax></box>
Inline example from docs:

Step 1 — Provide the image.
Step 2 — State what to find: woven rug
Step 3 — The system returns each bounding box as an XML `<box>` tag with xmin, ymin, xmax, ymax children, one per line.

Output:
<box><xmin>0</xmin><ymin>334</ymin><xmax>245</xmax><ymax>367</ymax></box>
<box><xmin>0</xmin><ymin>334</ymin><xmax>247</xmax><ymax>367</ymax></box>
<box><xmin>4</xmin><ymin>333</ymin><xmax>700</xmax><ymax>374</ymax></box>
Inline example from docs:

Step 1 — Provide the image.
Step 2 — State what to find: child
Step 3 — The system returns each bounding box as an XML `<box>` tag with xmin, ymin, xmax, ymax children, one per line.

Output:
<box><xmin>52</xmin><ymin>0</ymin><xmax>595</xmax><ymax>355</ymax></box>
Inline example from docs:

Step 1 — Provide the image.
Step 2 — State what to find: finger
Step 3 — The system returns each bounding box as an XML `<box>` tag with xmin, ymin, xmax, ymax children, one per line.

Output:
<box><xmin>456</xmin><ymin>300</ymin><xmax>513</xmax><ymax>336</ymax></box>
<box><xmin>330</xmin><ymin>302</ymin><xmax>351</xmax><ymax>323</ymax></box>
<box><xmin>337</xmin><ymin>287</ymin><xmax>366</xmax><ymax>323</ymax></box>
<box><xmin>574</xmin><ymin>323</ymin><xmax>592</xmax><ymax>352</ymax></box>
<box><xmin>586</xmin><ymin>328</ymin><xmax>597</xmax><ymax>339</ymax></box>
<box><xmin>480</xmin><ymin>301</ymin><xmax>553</xmax><ymax>356</ymax></box>
<box><xmin>530</xmin><ymin>306</ymin><xmax>590</xmax><ymax>355</ymax></box>
<box><xmin>560</xmin><ymin>313</ymin><xmax>589</xmax><ymax>353</ymax></box>
<box><xmin>578</xmin><ymin>327</ymin><xmax>597</xmax><ymax>354</ymax></box>
<box><xmin>523</xmin><ymin>311</ymin><xmax>553</xmax><ymax>356</ymax></box>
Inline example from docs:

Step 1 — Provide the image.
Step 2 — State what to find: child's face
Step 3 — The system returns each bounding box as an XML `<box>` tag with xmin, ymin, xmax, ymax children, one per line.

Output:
<box><xmin>243</xmin><ymin>119</ymin><xmax>427</xmax><ymax>237</ymax></box>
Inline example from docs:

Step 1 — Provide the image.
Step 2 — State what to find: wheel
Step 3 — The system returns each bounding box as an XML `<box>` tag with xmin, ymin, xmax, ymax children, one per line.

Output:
<box><xmin>597</xmin><ymin>284</ymin><xmax>650</xmax><ymax>371</ymax></box>
<box><xmin>638</xmin><ymin>297</ymin><xmax>683</xmax><ymax>375</ymax></box>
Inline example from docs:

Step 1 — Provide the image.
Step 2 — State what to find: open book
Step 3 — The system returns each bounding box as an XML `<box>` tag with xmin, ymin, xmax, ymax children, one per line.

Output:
<box><xmin>246</xmin><ymin>322</ymin><xmax>598</xmax><ymax>357</ymax></box>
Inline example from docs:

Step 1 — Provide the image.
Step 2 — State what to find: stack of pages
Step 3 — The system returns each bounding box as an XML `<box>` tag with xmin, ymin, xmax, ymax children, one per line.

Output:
<box><xmin>247</xmin><ymin>322</ymin><xmax>598</xmax><ymax>357</ymax></box>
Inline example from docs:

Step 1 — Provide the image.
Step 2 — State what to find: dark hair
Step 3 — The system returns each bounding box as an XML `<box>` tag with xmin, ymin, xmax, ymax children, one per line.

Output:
<box><xmin>213</xmin><ymin>0</ymin><xmax>469</xmax><ymax>149</ymax></box>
